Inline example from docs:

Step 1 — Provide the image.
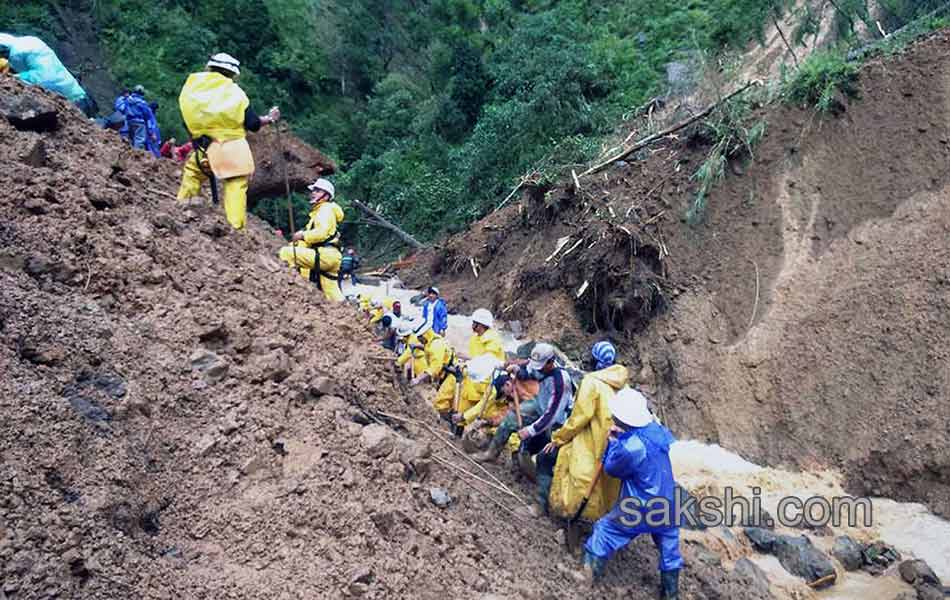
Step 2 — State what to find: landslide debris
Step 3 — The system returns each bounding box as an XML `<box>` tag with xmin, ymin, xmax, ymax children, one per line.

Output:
<box><xmin>0</xmin><ymin>78</ymin><xmax>767</xmax><ymax>598</ymax></box>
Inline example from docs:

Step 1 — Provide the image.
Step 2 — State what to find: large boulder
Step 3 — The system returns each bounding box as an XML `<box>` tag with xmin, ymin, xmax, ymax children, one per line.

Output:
<box><xmin>0</xmin><ymin>89</ymin><xmax>59</xmax><ymax>132</ymax></box>
<box><xmin>733</xmin><ymin>558</ymin><xmax>771</xmax><ymax>596</ymax></box>
<box><xmin>774</xmin><ymin>536</ymin><xmax>836</xmax><ymax>587</ymax></box>
<box><xmin>361</xmin><ymin>424</ymin><xmax>395</xmax><ymax>458</ymax></box>
<box><xmin>832</xmin><ymin>535</ymin><xmax>864</xmax><ymax>571</ymax></box>
<box><xmin>744</xmin><ymin>527</ymin><xmax>778</xmax><ymax>553</ymax></box>
<box><xmin>898</xmin><ymin>559</ymin><xmax>941</xmax><ymax>587</ymax></box>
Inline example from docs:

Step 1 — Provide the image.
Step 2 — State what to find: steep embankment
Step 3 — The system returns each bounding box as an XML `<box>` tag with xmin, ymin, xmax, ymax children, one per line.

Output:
<box><xmin>0</xmin><ymin>79</ymin><xmax>767</xmax><ymax>598</ymax></box>
<box><xmin>405</xmin><ymin>30</ymin><xmax>950</xmax><ymax>518</ymax></box>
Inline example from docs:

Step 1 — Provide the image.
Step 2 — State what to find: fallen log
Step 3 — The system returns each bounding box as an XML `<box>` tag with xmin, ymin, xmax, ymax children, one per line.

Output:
<box><xmin>579</xmin><ymin>80</ymin><xmax>760</xmax><ymax>178</ymax></box>
<box><xmin>349</xmin><ymin>198</ymin><xmax>426</xmax><ymax>250</ymax></box>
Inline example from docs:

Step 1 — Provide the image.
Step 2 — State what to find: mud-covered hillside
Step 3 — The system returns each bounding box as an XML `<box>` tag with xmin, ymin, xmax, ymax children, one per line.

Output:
<box><xmin>0</xmin><ymin>79</ymin><xmax>768</xmax><ymax>598</ymax></box>
<box><xmin>404</xmin><ymin>29</ymin><xmax>950</xmax><ymax>519</ymax></box>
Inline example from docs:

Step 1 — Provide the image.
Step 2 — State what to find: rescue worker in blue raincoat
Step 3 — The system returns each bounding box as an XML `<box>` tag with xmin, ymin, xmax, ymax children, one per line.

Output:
<box><xmin>115</xmin><ymin>86</ymin><xmax>157</xmax><ymax>152</ymax></box>
<box><xmin>422</xmin><ymin>286</ymin><xmax>448</xmax><ymax>336</ymax></box>
<box><xmin>577</xmin><ymin>386</ymin><xmax>682</xmax><ymax>598</ymax></box>
<box><xmin>0</xmin><ymin>33</ymin><xmax>96</xmax><ymax>116</ymax></box>
<box><xmin>146</xmin><ymin>100</ymin><xmax>162</xmax><ymax>157</ymax></box>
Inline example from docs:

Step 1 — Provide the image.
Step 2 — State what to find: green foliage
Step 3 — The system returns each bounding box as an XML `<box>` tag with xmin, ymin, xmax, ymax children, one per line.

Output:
<box><xmin>6</xmin><ymin>0</ymin><xmax>793</xmax><ymax>254</ymax></box>
<box><xmin>784</xmin><ymin>50</ymin><xmax>859</xmax><ymax>112</ymax></box>
<box><xmin>252</xmin><ymin>194</ymin><xmax>311</xmax><ymax>239</ymax></box>
<box><xmin>688</xmin><ymin>91</ymin><xmax>766</xmax><ymax>225</ymax></box>
<box><xmin>0</xmin><ymin>5</ymin><xmax>55</xmax><ymax>37</ymax></box>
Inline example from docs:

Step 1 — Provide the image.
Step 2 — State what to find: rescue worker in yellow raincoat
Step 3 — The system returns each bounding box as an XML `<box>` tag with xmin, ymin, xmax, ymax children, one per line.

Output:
<box><xmin>395</xmin><ymin>320</ymin><xmax>429</xmax><ymax>381</ymax></box>
<box><xmin>369</xmin><ymin>297</ymin><xmax>399</xmax><ymax>324</ymax></box>
<box><xmin>460</xmin><ymin>371</ymin><xmax>540</xmax><ymax>433</ymax></box>
<box><xmin>543</xmin><ymin>341</ymin><xmax>626</xmax><ymax>521</ymax></box>
<box><xmin>278</xmin><ymin>178</ymin><xmax>345</xmax><ymax>302</ymax></box>
<box><xmin>177</xmin><ymin>53</ymin><xmax>280</xmax><ymax>230</ymax></box>
<box><xmin>409</xmin><ymin>320</ymin><xmax>455</xmax><ymax>388</ymax></box>
<box><xmin>433</xmin><ymin>309</ymin><xmax>505</xmax><ymax>424</ymax></box>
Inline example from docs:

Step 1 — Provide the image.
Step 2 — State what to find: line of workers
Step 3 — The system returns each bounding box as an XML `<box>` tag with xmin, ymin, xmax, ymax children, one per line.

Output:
<box><xmin>166</xmin><ymin>50</ymin><xmax>683</xmax><ymax>596</ymax></box>
<box><xmin>360</xmin><ymin>296</ymin><xmax>683</xmax><ymax>597</ymax></box>
<box><xmin>5</xmin><ymin>40</ymin><xmax>685</xmax><ymax>594</ymax></box>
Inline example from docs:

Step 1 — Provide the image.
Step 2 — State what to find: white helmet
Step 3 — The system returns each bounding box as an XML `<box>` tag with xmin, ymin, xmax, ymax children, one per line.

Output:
<box><xmin>206</xmin><ymin>53</ymin><xmax>240</xmax><ymax>76</ymax></box>
<box><xmin>395</xmin><ymin>320</ymin><xmax>414</xmax><ymax>338</ymax></box>
<box><xmin>471</xmin><ymin>308</ymin><xmax>494</xmax><ymax>329</ymax></box>
<box><xmin>414</xmin><ymin>318</ymin><xmax>432</xmax><ymax>337</ymax></box>
<box><xmin>308</xmin><ymin>178</ymin><xmax>335</xmax><ymax>199</ymax></box>
<box><xmin>608</xmin><ymin>387</ymin><xmax>655</xmax><ymax>428</ymax></box>
<box><xmin>467</xmin><ymin>355</ymin><xmax>502</xmax><ymax>383</ymax></box>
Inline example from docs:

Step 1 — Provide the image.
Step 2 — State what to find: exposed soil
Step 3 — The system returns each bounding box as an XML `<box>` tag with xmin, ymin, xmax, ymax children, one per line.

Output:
<box><xmin>402</xmin><ymin>30</ymin><xmax>950</xmax><ymax>519</ymax></box>
<box><xmin>0</xmin><ymin>79</ymin><xmax>769</xmax><ymax>598</ymax></box>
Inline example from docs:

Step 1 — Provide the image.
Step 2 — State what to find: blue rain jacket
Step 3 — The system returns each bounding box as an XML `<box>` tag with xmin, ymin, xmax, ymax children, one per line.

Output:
<box><xmin>422</xmin><ymin>298</ymin><xmax>448</xmax><ymax>335</ymax></box>
<box><xmin>145</xmin><ymin>104</ymin><xmax>162</xmax><ymax>157</ymax></box>
<box><xmin>0</xmin><ymin>34</ymin><xmax>87</xmax><ymax>102</ymax></box>
<box><xmin>585</xmin><ymin>421</ymin><xmax>683</xmax><ymax>570</ymax></box>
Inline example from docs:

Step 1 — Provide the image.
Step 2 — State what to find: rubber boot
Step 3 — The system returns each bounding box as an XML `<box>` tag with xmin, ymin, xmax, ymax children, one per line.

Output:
<box><xmin>659</xmin><ymin>569</ymin><xmax>680</xmax><ymax>600</ymax></box>
<box><xmin>473</xmin><ymin>440</ymin><xmax>503</xmax><ymax>463</ymax></box>
<box><xmin>571</xmin><ymin>550</ymin><xmax>606</xmax><ymax>583</ymax></box>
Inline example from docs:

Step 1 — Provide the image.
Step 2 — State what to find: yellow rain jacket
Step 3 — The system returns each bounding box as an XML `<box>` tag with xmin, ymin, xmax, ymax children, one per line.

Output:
<box><xmin>463</xmin><ymin>377</ymin><xmax>539</xmax><ymax>427</ymax></box>
<box><xmin>468</xmin><ymin>328</ymin><xmax>505</xmax><ymax>362</ymax></box>
<box><xmin>279</xmin><ymin>200</ymin><xmax>345</xmax><ymax>302</ymax></box>
<box><xmin>180</xmin><ymin>71</ymin><xmax>249</xmax><ymax>142</ymax></box>
<box><xmin>433</xmin><ymin>327</ymin><xmax>504</xmax><ymax>414</ymax></box>
<box><xmin>176</xmin><ymin>71</ymin><xmax>254</xmax><ymax>229</ymax></box>
<box><xmin>369</xmin><ymin>297</ymin><xmax>396</xmax><ymax>324</ymax></box>
<box><xmin>0</xmin><ymin>58</ymin><xmax>10</xmax><ymax>75</ymax></box>
<box><xmin>358</xmin><ymin>296</ymin><xmax>373</xmax><ymax>316</ymax></box>
<box><xmin>421</xmin><ymin>331</ymin><xmax>453</xmax><ymax>380</ymax></box>
<box><xmin>396</xmin><ymin>333</ymin><xmax>428</xmax><ymax>377</ymax></box>
<box><xmin>548</xmin><ymin>364</ymin><xmax>628</xmax><ymax>520</ymax></box>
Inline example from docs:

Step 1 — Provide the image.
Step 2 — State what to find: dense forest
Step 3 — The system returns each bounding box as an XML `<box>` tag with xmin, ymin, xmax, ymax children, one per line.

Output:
<box><xmin>2</xmin><ymin>0</ymin><xmax>944</xmax><ymax>254</ymax></box>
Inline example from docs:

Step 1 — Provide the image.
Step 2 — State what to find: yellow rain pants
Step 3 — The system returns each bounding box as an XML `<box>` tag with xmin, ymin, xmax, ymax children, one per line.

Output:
<box><xmin>177</xmin><ymin>153</ymin><xmax>249</xmax><ymax>229</ymax></box>
<box><xmin>278</xmin><ymin>200</ymin><xmax>345</xmax><ymax>302</ymax></box>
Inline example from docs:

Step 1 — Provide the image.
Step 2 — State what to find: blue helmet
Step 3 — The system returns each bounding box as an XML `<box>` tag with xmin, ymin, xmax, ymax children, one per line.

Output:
<box><xmin>591</xmin><ymin>341</ymin><xmax>616</xmax><ymax>370</ymax></box>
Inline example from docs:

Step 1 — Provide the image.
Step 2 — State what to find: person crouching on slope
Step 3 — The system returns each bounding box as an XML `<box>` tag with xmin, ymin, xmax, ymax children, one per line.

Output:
<box><xmin>432</xmin><ymin>309</ymin><xmax>505</xmax><ymax>426</ymax></box>
<box><xmin>576</xmin><ymin>387</ymin><xmax>682</xmax><ymax>598</ymax></box>
<box><xmin>177</xmin><ymin>52</ymin><xmax>280</xmax><ymax>230</ymax></box>
<box><xmin>279</xmin><ymin>178</ymin><xmax>345</xmax><ymax>302</ymax></box>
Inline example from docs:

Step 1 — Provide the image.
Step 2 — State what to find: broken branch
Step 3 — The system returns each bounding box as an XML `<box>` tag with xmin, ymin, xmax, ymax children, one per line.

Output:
<box><xmin>580</xmin><ymin>81</ymin><xmax>760</xmax><ymax>178</ymax></box>
<box><xmin>349</xmin><ymin>198</ymin><xmax>426</xmax><ymax>250</ymax></box>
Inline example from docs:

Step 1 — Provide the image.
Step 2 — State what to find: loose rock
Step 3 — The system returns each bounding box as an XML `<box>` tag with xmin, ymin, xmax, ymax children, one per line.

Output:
<box><xmin>429</xmin><ymin>487</ymin><xmax>452</xmax><ymax>508</ymax></box>
<box><xmin>361</xmin><ymin>424</ymin><xmax>394</xmax><ymax>458</ymax></box>
<box><xmin>832</xmin><ymin>536</ymin><xmax>864</xmax><ymax>571</ymax></box>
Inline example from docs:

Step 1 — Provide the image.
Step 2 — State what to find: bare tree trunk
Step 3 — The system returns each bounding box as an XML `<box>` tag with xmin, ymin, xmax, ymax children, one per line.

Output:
<box><xmin>349</xmin><ymin>199</ymin><xmax>426</xmax><ymax>250</ymax></box>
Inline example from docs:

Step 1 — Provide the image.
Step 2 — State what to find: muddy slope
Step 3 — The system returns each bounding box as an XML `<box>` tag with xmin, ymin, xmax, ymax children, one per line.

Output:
<box><xmin>405</xmin><ymin>31</ymin><xmax>950</xmax><ymax>517</ymax></box>
<box><xmin>0</xmin><ymin>80</ymin><xmax>765</xmax><ymax>598</ymax></box>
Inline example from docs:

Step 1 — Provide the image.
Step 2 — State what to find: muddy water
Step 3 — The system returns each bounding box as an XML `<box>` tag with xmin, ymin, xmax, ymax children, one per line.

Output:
<box><xmin>671</xmin><ymin>440</ymin><xmax>950</xmax><ymax>598</ymax></box>
<box><xmin>349</xmin><ymin>279</ymin><xmax>523</xmax><ymax>354</ymax></box>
